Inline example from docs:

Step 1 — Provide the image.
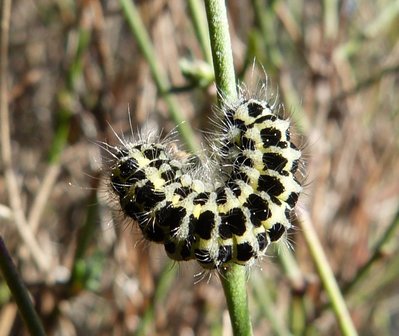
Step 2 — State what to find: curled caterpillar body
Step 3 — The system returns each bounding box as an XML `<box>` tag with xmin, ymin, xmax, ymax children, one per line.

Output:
<box><xmin>109</xmin><ymin>97</ymin><xmax>302</xmax><ymax>269</ymax></box>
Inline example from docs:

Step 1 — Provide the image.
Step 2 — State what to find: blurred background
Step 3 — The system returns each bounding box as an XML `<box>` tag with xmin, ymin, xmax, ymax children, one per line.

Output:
<box><xmin>1</xmin><ymin>0</ymin><xmax>399</xmax><ymax>335</ymax></box>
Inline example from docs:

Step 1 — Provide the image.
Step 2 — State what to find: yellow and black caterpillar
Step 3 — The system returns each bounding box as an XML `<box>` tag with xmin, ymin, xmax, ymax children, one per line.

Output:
<box><xmin>109</xmin><ymin>95</ymin><xmax>302</xmax><ymax>269</ymax></box>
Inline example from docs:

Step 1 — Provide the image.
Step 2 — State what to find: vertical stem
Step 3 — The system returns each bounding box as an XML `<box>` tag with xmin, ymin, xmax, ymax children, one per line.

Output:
<box><xmin>187</xmin><ymin>0</ymin><xmax>213</xmax><ymax>65</ymax></box>
<box><xmin>204</xmin><ymin>0</ymin><xmax>237</xmax><ymax>101</ymax></box>
<box><xmin>204</xmin><ymin>1</ymin><xmax>252</xmax><ymax>335</ymax></box>
<box><xmin>0</xmin><ymin>237</ymin><xmax>46</xmax><ymax>336</ymax></box>
<box><xmin>68</xmin><ymin>185</ymin><xmax>99</xmax><ymax>293</ymax></box>
<box><xmin>323</xmin><ymin>0</ymin><xmax>339</xmax><ymax>40</ymax></box>
<box><xmin>220</xmin><ymin>264</ymin><xmax>253</xmax><ymax>336</ymax></box>
<box><xmin>119</xmin><ymin>0</ymin><xmax>199</xmax><ymax>153</ymax></box>
<box><xmin>298</xmin><ymin>211</ymin><xmax>358</xmax><ymax>336</ymax></box>
<box><xmin>344</xmin><ymin>206</ymin><xmax>399</xmax><ymax>294</ymax></box>
<box><xmin>1</xmin><ymin>0</ymin><xmax>50</xmax><ymax>273</ymax></box>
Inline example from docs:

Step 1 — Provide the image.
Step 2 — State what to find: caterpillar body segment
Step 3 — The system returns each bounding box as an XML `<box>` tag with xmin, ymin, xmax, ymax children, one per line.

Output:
<box><xmin>109</xmin><ymin>97</ymin><xmax>302</xmax><ymax>269</ymax></box>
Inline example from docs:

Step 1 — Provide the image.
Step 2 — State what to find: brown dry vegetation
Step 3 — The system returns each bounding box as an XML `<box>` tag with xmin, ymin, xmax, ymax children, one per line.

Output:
<box><xmin>1</xmin><ymin>0</ymin><xmax>399</xmax><ymax>335</ymax></box>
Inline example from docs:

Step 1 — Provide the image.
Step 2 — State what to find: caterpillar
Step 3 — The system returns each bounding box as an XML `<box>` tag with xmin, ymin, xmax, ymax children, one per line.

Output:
<box><xmin>108</xmin><ymin>89</ymin><xmax>302</xmax><ymax>269</ymax></box>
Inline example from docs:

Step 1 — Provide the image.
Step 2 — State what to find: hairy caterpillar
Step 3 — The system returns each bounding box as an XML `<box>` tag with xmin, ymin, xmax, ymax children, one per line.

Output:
<box><xmin>109</xmin><ymin>89</ymin><xmax>302</xmax><ymax>269</ymax></box>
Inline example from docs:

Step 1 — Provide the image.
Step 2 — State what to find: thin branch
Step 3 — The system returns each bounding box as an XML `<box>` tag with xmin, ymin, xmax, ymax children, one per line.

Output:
<box><xmin>0</xmin><ymin>0</ymin><xmax>50</xmax><ymax>274</ymax></box>
<box><xmin>204</xmin><ymin>1</ymin><xmax>253</xmax><ymax>335</ymax></box>
<box><xmin>0</xmin><ymin>237</ymin><xmax>46</xmax><ymax>336</ymax></box>
<box><xmin>119</xmin><ymin>0</ymin><xmax>200</xmax><ymax>153</ymax></box>
<box><xmin>28</xmin><ymin>165</ymin><xmax>61</xmax><ymax>233</ymax></box>
<box><xmin>204</xmin><ymin>0</ymin><xmax>237</xmax><ymax>101</ymax></box>
<box><xmin>188</xmin><ymin>0</ymin><xmax>213</xmax><ymax>65</ymax></box>
<box><xmin>297</xmin><ymin>210</ymin><xmax>358</xmax><ymax>336</ymax></box>
<box><xmin>344</xmin><ymin>206</ymin><xmax>399</xmax><ymax>294</ymax></box>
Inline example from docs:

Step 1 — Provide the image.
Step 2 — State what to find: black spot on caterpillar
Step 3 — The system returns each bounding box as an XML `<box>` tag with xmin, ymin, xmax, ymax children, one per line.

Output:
<box><xmin>109</xmin><ymin>94</ymin><xmax>302</xmax><ymax>269</ymax></box>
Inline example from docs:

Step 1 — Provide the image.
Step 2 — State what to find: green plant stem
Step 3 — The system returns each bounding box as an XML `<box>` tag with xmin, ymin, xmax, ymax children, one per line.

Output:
<box><xmin>349</xmin><ymin>248</ymin><xmax>399</xmax><ymax>306</ymax></box>
<box><xmin>323</xmin><ymin>0</ymin><xmax>339</xmax><ymax>40</ymax></box>
<box><xmin>0</xmin><ymin>237</ymin><xmax>46</xmax><ymax>336</ymax></box>
<box><xmin>204</xmin><ymin>0</ymin><xmax>237</xmax><ymax>101</ymax></box>
<box><xmin>204</xmin><ymin>1</ymin><xmax>252</xmax><ymax>335</ymax></box>
<box><xmin>220</xmin><ymin>264</ymin><xmax>253</xmax><ymax>336</ymax></box>
<box><xmin>49</xmin><ymin>20</ymin><xmax>91</xmax><ymax>164</ymax></box>
<box><xmin>251</xmin><ymin>0</ymin><xmax>283</xmax><ymax>69</ymax></box>
<box><xmin>334</xmin><ymin>64</ymin><xmax>399</xmax><ymax>101</ymax></box>
<box><xmin>298</xmin><ymin>211</ymin><xmax>358</xmax><ymax>336</ymax></box>
<box><xmin>252</xmin><ymin>273</ymin><xmax>292</xmax><ymax>336</ymax></box>
<box><xmin>278</xmin><ymin>249</ymin><xmax>307</xmax><ymax>333</ymax></box>
<box><xmin>335</xmin><ymin>1</ymin><xmax>399</xmax><ymax>60</ymax></box>
<box><xmin>119</xmin><ymin>0</ymin><xmax>199</xmax><ymax>153</ymax></box>
<box><xmin>1</xmin><ymin>0</ymin><xmax>50</xmax><ymax>273</ymax></box>
<box><xmin>136</xmin><ymin>261</ymin><xmax>177</xmax><ymax>336</ymax></box>
<box><xmin>278</xmin><ymin>246</ymin><xmax>305</xmax><ymax>291</ymax></box>
<box><xmin>187</xmin><ymin>0</ymin><xmax>213</xmax><ymax>65</ymax></box>
<box><xmin>344</xmin><ymin>206</ymin><xmax>399</xmax><ymax>294</ymax></box>
<box><xmin>68</xmin><ymin>184</ymin><xmax>99</xmax><ymax>293</ymax></box>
